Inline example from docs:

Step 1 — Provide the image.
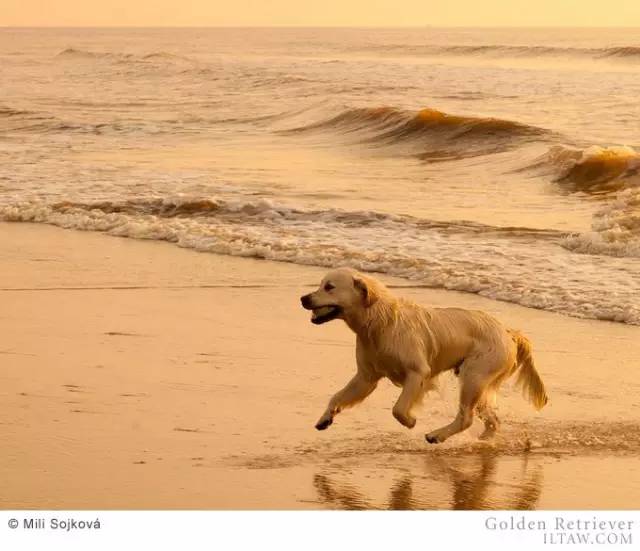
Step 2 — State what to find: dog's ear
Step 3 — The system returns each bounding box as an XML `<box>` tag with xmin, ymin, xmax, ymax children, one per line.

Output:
<box><xmin>353</xmin><ymin>276</ymin><xmax>378</xmax><ymax>308</ymax></box>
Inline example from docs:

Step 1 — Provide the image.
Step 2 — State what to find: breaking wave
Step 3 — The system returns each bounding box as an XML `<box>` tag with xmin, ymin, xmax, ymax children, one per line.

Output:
<box><xmin>11</xmin><ymin>197</ymin><xmax>564</xmax><ymax>239</ymax></box>
<box><xmin>1</xmin><ymin>196</ymin><xmax>638</xmax><ymax>325</ymax></box>
<box><xmin>286</xmin><ymin>106</ymin><xmax>547</xmax><ymax>139</ymax></box>
<box><xmin>525</xmin><ymin>145</ymin><xmax>640</xmax><ymax>194</ymax></box>
<box><xmin>283</xmin><ymin>106</ymin><xmax>549</xmax><ymax>157</ymax></box>
<box><xmin>523</xmin><ymin>146</ymin><xmax>640</xmax><ymax>258</ymax></box>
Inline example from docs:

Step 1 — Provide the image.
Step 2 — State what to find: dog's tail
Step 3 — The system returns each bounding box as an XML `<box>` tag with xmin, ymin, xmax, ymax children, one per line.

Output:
<box><xmin>510</xmin><ymin>330</ymin><xmax>548</xmax><ymax>410</ymax></box>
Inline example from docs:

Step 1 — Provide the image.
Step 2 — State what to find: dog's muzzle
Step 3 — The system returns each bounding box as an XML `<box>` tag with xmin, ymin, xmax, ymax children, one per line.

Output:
<box><xmin>300</xmin><ymin>294</ymin><xmax>342</xmax><ymax>325</ymax></box>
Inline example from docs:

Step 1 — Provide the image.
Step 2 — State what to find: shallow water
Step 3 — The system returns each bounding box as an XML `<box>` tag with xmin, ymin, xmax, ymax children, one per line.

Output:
<box><xmin>230</xmin><ymin>448</ymin><xmax>640</xmax><ymax>510</ymax></box>
<box><xmin>1</xmin><ymin>27</ymin><xmax>639</xmax><ymax>324</ymax></box>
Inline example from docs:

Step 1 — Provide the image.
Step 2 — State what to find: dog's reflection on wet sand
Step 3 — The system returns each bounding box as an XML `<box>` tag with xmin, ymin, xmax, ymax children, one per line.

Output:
<box><xmin>313</xmin><ymin>449</ymin><xmax>543</xmax><ymax>510</ymax></box>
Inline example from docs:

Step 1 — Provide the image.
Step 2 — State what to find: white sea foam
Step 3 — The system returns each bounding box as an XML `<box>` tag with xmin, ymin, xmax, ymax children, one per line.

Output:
<box><xmin>2</xmin><ymin>197</ymin><xmax>639</xmax><ymax>325</ymax></box>
<box><xmin>562</xmin><ymin>189</ymin><xmax>640</xmax><ymax>258</ymax></box>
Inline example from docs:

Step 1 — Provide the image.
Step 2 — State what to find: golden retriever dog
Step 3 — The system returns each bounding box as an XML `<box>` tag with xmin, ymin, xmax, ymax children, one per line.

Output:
<box><xmin>300</xmin><ymin>268</ymin><xmax>548</xmax><ymax>443</ymax></box>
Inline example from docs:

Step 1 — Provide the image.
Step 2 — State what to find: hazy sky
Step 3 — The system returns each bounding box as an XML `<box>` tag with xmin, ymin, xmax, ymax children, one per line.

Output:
<box><xmin>2</xmin><ymin>0</ymin><xmax>640</xmax><ymax>27</ymax></box>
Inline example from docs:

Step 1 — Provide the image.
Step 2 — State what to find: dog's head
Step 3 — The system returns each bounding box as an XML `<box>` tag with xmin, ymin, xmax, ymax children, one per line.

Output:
<box><xmin>300</xmin><ymin>268</ymin><xmax>379</xmax><ymax>325</ymax></box>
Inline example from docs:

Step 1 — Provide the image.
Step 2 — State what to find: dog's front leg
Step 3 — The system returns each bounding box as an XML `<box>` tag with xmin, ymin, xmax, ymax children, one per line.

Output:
<box><xmin>392</xmin><ymin>371</ymin><xmax>425</xmax><ymax>429</ymax></box>
<box><xmin>315</xmin><ymin>373</ymin><xmax>378</xmax><ymax>430</ymax></box>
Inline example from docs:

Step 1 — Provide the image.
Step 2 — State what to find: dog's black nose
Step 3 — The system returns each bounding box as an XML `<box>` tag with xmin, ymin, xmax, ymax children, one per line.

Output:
<box><xmin>301</xmin><ymin>294</ymin><xmax>313</xmax><ymax>309</ymax></box>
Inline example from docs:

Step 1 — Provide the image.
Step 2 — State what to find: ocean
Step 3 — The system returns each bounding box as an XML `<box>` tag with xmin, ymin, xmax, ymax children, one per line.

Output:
<box><xmin>1</xmin><ymin>27</ymin><xmax>639</xmax><ymax>324</ymax></box>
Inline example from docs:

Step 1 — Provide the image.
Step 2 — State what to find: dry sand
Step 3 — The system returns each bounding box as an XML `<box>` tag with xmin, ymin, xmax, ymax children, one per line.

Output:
<box><xmin>1</xmin><ymin>222</ymin><xmax>640</xmax><ymax>509</ymax></box>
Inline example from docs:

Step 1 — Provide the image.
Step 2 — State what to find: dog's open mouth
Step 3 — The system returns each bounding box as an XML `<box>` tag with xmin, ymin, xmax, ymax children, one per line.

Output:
<box><xmin>311</xmin><ymin>305</ymin><xmax>342</xmax><ymax>325</ymax></box>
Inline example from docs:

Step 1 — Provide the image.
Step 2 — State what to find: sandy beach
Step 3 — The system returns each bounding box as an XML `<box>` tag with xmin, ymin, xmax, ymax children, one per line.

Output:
<box><xmin>1</xmin><ymin>221</ymin><xmax>639</xmax><ymax>509</ymax></box>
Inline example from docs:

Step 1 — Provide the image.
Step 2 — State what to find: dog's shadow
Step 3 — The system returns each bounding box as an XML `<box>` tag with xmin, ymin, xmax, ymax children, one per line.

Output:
<box><xmin>313</xmin><ymin>449</ymin><xmax>543</xmax><ymax>510</ymax></box>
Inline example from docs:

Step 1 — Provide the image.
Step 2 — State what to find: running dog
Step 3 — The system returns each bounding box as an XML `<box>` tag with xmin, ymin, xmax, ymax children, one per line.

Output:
<box><xmin>300</xmin><ymin>267</ymin><xmax>548</xmax><ymax>443</ymax></box>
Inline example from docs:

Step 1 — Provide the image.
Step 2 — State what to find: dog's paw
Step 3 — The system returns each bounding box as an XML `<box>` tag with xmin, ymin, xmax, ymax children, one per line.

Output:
<box><xmin>392</xmin><ymin>409</ymin><xmax>416</xmax><ymax>429</ymax></box>
<box><xmin>315</xmin><ymin>417</ymin><xmax>333</xmax><ymax>431</ymax></box>
<box><xmin>425</xmin><ymin>433</ymin><xmax>441</xmax><ymax>444</ymax></box>
<box><xmin>478</xmin><ymin>430</ymin><xmax>497</xmax><ymax>441</ymax></box>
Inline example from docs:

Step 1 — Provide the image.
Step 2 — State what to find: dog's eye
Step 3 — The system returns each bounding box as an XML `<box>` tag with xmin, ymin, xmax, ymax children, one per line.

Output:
<box><xmin>324</xmin><ymin>283</ymin><xmax>335</xmax><ymax>292</ymax></box>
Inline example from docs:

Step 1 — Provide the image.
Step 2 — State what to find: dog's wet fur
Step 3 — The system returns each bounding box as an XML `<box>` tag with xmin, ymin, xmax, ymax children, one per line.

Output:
<box><xmin>301</xmin><ymin>268</ymin><xmax>548</xmax><ymax>443</ymax></box>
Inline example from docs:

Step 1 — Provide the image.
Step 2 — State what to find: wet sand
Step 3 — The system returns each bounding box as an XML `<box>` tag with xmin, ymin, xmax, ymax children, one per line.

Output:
<box><xmin>1</xmin><ymin>222</ymin><xmax>640</xmax><ymax>509</ymax></box>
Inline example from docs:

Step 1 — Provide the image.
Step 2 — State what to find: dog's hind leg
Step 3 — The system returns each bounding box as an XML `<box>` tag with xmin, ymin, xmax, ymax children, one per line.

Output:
<box><xmin>476</xmin><ymin>390</ymin><xmax>500</xmax><ymax>440</ymax></box>
<box><xmin>425</xmin><ymin>357</ymin><xmax>497</xmax><ymax>444</ymax></box>
<box><xmin>392</xmin><ymin>371</ymin><xmax>425</xmax><ymax>429</ymax></box>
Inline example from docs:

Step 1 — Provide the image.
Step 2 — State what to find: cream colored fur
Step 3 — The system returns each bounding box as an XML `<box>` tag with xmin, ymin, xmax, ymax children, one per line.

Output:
<box><xmin>300</xmin><ymin>267</ymin><xmax>548</xmax><ymax>443</ymax></box>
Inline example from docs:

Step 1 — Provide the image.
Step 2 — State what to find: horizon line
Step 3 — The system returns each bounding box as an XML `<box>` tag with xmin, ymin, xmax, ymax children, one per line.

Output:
<box><xmin>2</xmin><ymin>24</ymin><xmax>640</xmax><ymax>29</ymax></box>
